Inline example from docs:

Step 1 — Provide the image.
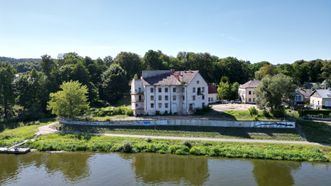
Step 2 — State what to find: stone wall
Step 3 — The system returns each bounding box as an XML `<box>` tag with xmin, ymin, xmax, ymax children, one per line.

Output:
<box><xmin>60</xmin><ymin>118</ymin><xmax>295</xmax><ymax>128</ymax></box>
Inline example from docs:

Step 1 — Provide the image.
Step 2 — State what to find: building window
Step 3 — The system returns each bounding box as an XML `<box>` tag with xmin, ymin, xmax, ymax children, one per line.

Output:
<box><xmin>193</xmin><ymin>95</ymin><xmax>196</xmax><ymax>101</ymax></box>
<box><xmin>138</xmin><ymin>87</ymin><xmax>141</xmax><ymax>92</ymax></box>
<box><xmin>158</xmin><ymin>88</ymin><xmax>162</xmax><ymax>93</ymax></box>
<box><xmin>182</xmin><ymin>87</ymin><xmax>185</xmax><ymax>92</ymax></box>
<box><xmin>139</xmin><ymin>95</ymin><xmax>142</xmax><ymax>101</ymax></box>
<box><xmin>253</xmin><ymin>98</ymin><xmax>255</xmax><ymax>102</ymax></box>
<box><xmin>150</xmin><ymin>87</ymin><xmax>154</xmax><ymax>93</ymax></box>
<box><xmin>158</xmin><ymin>95</ymin><xmax>162</xmax><ymax>101</ymax></box>
<box><xmin>165</xmin><ymin>95</ymin><xmax>169</xmax><ymax>101</ymax></box>
<box><xmin>150</xmin><ymin>95</ymin><xmax>154</xmax><ymax>101</ymax></box>
<box><xmin>151</xmin><ymin>103</ymin><xmax>154</xmax><ymax>108</ymax></box>
<box><xmin>249</xmin><ymin>91</ymin><xmax>252</xmax><ymax>95</ymax></box>
<box><xmin>165</xmin><ymin>103</ymin><xmax>168</xmax><ymax>108</ymax></box>
<box><xmin>202</xmin><ymin>95</ymin><xmax>205</xmax><ymax>100</ymax></box>
<box><xmin>201</xmin><ymin>87</ymin><xmax>205</xmax><ymax>93</ymax></box>
<box><xmin>173</xmin><ymin>95</ymin><xmax>176</xmax><ymax>101</ymax></box>
<box><xmin>173</xmin><ymin>87</ymin><xmax>176</xmax><ymax>92</ymax></box>
<box><xmin>249</xmin><ymin>98</ymin><xmax>251</xmax><ymax>102</ymax></box>
<box><xmin>165</xmin><ymin>87</ymin><xmax>168</xmax><ymax>92</ymax></box>
<box><xmin>183</xmin><ymin>96</ymin><xmax>185</xmax><ymax>100</ymax></box>
<box><xmin>197</xmin><ymin>88</ymin><xmax>201</xmax><ymax>95</ymax></box>
<box><xmin>197</xmin><ymin>80</ymin><xmax>199</xmax><ymax>84</ymax></box>
<box><xmin>158</xmin><ymin>103</ymin><xmax>162</xmax><ymax>108</ymax></box>
<box><xmin>193</xmin><ymin>87</ymin><xmax>196</xmax><ymax>93</ymax></box>
<box><xmin>202</xmin><ymin>103</ymin><xmax>205</xmax><ymax>107</ymax></box>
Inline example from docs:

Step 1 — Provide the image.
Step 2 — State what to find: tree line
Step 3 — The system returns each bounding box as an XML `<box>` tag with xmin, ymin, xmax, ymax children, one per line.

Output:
<box><xmin>0</xmin><ymin>50</ymin><xmax>330</xmax><ymax>121</ymax></box>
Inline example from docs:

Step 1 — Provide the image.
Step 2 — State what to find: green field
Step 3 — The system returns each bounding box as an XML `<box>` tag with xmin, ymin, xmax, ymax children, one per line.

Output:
<box><xmin>61</xmin><ymin>125</ymin><xmax>304</xmax><ymax>141</ymax></box>
<box><xmin>0</xmin><ymin>119</ymin><xmax>55</xmax><ymax>146</ymax></box>
<box><xmin>30</xmin><ymin>133</ymin><xmax>331</xmax><ymax>162</ymax></box>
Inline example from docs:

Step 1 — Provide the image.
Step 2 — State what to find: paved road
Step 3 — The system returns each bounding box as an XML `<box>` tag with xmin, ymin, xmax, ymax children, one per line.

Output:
<box><xmin>38</xmin><ymin>122</ymin><xmax>329</xmax><ymax>146</ymax></box>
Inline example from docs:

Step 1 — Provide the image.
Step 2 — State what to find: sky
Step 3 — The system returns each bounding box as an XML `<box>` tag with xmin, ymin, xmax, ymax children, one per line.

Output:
<box><xmin>0</xmin><ymin>0</ymin><xmax>330</xmax><ymax>64</ymax></box>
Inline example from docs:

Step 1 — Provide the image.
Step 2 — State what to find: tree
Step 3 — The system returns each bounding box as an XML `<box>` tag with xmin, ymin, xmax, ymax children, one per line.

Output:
<box><xmin>255</xmin><ymin>64</ymin><xmax>277</xmax><ymax>80</ymax></box>
<box><xmin>41</xmin><ymin>54</ymin><xmax>55</xmax><ymax>76</ymax></box>
<box><xmin>0</xmin><ymin>64</ymin><xmax>16</xmax><ymax>120</ymax></box>
<box><xmin>256</xmin><ymin>74</ymin><xmax>296</xmax><ymax>116</ymax></box>
<box><xmin>143</xmin><ymin>50</ymin><xmax>167</xmax><ymax>70</ymax></box>
<box><xmin>100</xmin><ymin>64</ymin><xmax>127</xmax><ymax>104</ymax></box>
<box><xmin>15</xmin><ymin>69</ymin><xmax>48</xmax><ymax>120</ymax></box>
<box><xmin>47</xmin><ymin>81</ymin><xmax>89</xmax><ymax>118</ymax></box>
<box><xmin>114</xmin><ymin>52</ymin><xmax>142</xmax><ymax>80</ymax></box>
<box><xmin>216</xmin><ymin>57</ymin><xmax>251</xmax><ymax>84</ymax></box>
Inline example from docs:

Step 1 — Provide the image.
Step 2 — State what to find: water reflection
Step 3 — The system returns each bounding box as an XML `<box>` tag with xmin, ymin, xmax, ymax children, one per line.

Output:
<box><xmin>252</xmin><ymin>160</ymin><xmax>301</xmax><ymax>186</ymax></box>
<box><xmin>0</xmin><ymin>153</ymin><xmax>330</xmax><ymax>186</ymax></box>
<box><xmin>132</xmin><ymin>153</ymin><xmax>208</xmax><ymax>185</ymax></box>
<box><xmin>0</xmin><ymin>152</ymin><xmax>92</xmax><ymax>184</ymax></box>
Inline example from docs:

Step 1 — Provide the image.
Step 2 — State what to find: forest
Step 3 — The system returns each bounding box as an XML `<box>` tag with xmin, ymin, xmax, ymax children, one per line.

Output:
<box><xmin>0</xmin><ymin>50</ymin><xmax>330</xmax><ymax>121</ymax></box>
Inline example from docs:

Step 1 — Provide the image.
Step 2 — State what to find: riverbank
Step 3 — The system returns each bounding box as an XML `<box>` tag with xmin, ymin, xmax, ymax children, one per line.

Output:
<box><xmin>29</xmin><ymin>133</ymin><xmax>331</xmax><ymax>162</ymax></box>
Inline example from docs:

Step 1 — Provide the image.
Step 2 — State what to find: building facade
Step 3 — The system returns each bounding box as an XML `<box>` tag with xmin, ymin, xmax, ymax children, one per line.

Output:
<box><xmin>310</xmin><ymin>89</ymin><xmax>331</xmax><ymax>109</ymax></box>
<box><xmin>131</xmin><ymin>70</ymin><xmax>209</xmax><ymax>116</ymax></box>
<box><xmin>208</xmin><ymin>83</ymin><xmax>218</xmax><ymax>104</ymax></box>
<box><xmin>238</xmin><ymin>80</ymin><xmax>260</xmax><ymax>104</ymax></box>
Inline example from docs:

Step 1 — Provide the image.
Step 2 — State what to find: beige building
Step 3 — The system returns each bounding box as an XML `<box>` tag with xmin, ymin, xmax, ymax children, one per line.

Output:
<box><xmin>238</xmin><ymin>80</ymin><xmax>260</xmax><ymax>104</ymax></box>
<box><xmin>310</xmin><ymin>89</ymin><xmax>331</xmax><ymax>109</ymax></box>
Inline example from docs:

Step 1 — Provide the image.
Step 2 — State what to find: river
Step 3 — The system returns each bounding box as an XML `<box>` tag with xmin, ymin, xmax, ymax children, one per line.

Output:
<box><xmin>0</xmin><ymin>152</ymin><xmax>330</xmax><ymax>186</ymax></box>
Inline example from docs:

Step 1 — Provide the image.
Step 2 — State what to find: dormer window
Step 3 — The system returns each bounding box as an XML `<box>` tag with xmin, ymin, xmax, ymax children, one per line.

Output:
<box><xmin>197</xmin><ymin>80</ymin><xmax>199</xmax><ymax>84</ymax></box>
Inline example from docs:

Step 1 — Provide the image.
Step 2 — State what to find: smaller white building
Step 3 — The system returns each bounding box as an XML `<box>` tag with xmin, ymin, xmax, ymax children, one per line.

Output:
<box><xmin>310</xmin><ymin>89</ymin><xmax>331</xmax><ymax>109</ymax></box>
<box><xmin>208</xmin><ymin>84</ymin><xmax>218</xmax><ymax>104</ymax></box>
<box><xmin>238</xmin><ymin>80</ymin><xmax>260</xmax><ymax>104</ymax></box>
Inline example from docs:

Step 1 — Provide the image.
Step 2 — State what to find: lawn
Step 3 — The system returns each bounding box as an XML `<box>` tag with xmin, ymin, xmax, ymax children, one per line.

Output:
<box><xmin>297</xmin><ymin>119</ymin><xmax>331</xmax><ymax>145</ymax></box>
<box><xmin>30</xmin><ymin>133</ymin><xmax>331</xmax><ymax>162</ymax></box>
<box><xmin>61</xmin><ymin>125</ymin><xmax>304</xmax><ymax>141</ymax></box>
<box><xmin>0</xmin><ymin>119</ymin><xmax>55</xmax><ymax>147</ymax></box>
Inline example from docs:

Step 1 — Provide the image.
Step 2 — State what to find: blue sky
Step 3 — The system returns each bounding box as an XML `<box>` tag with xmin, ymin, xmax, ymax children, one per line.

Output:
<box><xmin>0</xmin><ymin>0</ymin><xmax>330</xmax><ymax>63</ymax></box>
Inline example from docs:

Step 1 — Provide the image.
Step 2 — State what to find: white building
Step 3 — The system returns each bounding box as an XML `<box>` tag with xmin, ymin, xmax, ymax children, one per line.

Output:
<box><xmin>238</xmin><ymin>80</ymin><xmax>260</xmax><ymax>104</ymax></box>
<box><xmin>131</xmin><ymin>70</ymin><xmax>209</xmax><ymax>116</ymax></box>
<box><xmin>208</xmin><ymin>84</ymin><xmax>218</xmax><ymax>104</ymax></box>
<box><xmin>310</xmin><ymin>89</ymin><xmax>331</xmax><ymax>109</ymax></box>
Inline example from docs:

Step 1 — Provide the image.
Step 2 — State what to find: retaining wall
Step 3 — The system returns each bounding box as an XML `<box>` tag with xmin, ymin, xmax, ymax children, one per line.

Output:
<box><xmin>60</xmin><ymin>118</ymin><xmax>295</xmax><ymax>128</ymax></box>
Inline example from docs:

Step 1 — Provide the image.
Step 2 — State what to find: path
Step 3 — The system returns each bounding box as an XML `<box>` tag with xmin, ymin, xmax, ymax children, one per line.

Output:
<box><xmin>36</xmin><ymin>122</ymin><xmax>59</xmax><ymax>136</ymax></box>
<box><xmin>37</xmin><ymin>123</ymin><xmax>329</xmax><ymax>146</ymax></box>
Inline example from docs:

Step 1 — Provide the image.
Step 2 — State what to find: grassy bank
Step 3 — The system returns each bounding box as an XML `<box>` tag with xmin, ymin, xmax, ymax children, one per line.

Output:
<box><xmin>297</xmin><ymin>119</ymin><xmax>331</xmax><ymax>144</ymax></box>
<box><xmin>29</xmin><ymin>133</ymin><xmax>331</xmax><ymax>162</ymax></box>
<box><xmin>62</xmin><ymin>125</ymin><xmax>304</xmax><ymax>141</ymax></box>
<box><xmin>0</xmin><ymin>119</ymin><xmax>55</xmax><ymax>146</ymax></box>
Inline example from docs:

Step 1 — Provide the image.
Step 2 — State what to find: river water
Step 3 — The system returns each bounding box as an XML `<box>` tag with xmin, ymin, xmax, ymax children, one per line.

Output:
<box><xmin>0</xmin><ymin>152</ymin><xmax>330</xmax><ymax>186</ymax></box>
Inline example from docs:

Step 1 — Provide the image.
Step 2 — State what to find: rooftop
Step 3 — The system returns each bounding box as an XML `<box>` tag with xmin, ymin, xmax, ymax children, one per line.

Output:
<box><xmin>141</xmin><ymin>70</ymin><xmax>199</xmax><ymax>86</ymax></box>
<box><xmin>239</xmin><ymin>80</ymin><xmax>260</xmax><ymax>89</ymax></box>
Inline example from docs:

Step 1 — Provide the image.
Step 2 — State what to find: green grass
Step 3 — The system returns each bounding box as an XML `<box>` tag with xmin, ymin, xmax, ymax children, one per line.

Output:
<box><xmin>0</xmin><ymin>119</ymin><xmax>55</xmax><ymax>147</ymax></box>
<box><xmin>90</xmin><ymin>115</ymin><xmax>130</xmax><ymax>121</ymax></box>
<box><xmin>297</xmin><ymin>120</ymin><xmax>331</xmax><ymax>145</ymax></box>
<box><xmin>30</xmin><ymin>133</ymin><xmax>331</xmax><ymax>162</ymax></box>
<box><xmin>61</xmin><ymin>125</ymin><xmax>304</xmax><ymax>141</ymax></box>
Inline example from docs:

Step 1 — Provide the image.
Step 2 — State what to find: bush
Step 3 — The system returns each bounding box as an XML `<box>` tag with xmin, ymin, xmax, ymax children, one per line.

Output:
<box><xmin>248</xmin><ymin>107</ymin><xmax>258</xmax><ymax>116</ymax></box>
<box><xmin>183</xmin><ymin>141</ymin><xmax>192</xmax><ymax>149</ymax></box>
<box><xmin>122</xmin><ymin>143</ymin><xmax>133</xmax><ymax>153</ymax></box>
<box><xmin>90</xmin><ymin>106</ymin><xmax>133</xmax><ymax>117</ymax></box>
<box><xmin>298</xmin><ymin>109</ymin><xmax>331</xmax><ymax>117</ymax></box>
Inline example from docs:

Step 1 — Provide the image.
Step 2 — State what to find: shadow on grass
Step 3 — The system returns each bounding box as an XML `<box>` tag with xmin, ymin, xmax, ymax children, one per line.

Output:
<box><xmin>62</xmin><ymin>124</ymin><xmax>300</xmax><ymax>140</ymax></box>
<box><xmin>297</xmin><ymin>119</ymin><xmax>331</xmax><ymax>145</ymax></box>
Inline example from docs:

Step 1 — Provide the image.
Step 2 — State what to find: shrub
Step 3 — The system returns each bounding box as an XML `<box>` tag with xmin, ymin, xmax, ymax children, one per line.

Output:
<box><xmin>146</xmin><ymin>138</ymin><xmax>152</xmax><ymax>143</ymax></box>
<box><xmin>248</xmin><ymin>107</ymin><xmax>258</xmax><ymax>116</ymax></box>
<box><xmin>183</xmin><ymin>141</ymin><xmax>192</xmax><ymax>149</ymax></box>
<box><xmin>122</xmin><ymin>143</ymin><xmax>133</xmax><ymax>153</ymax></box>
